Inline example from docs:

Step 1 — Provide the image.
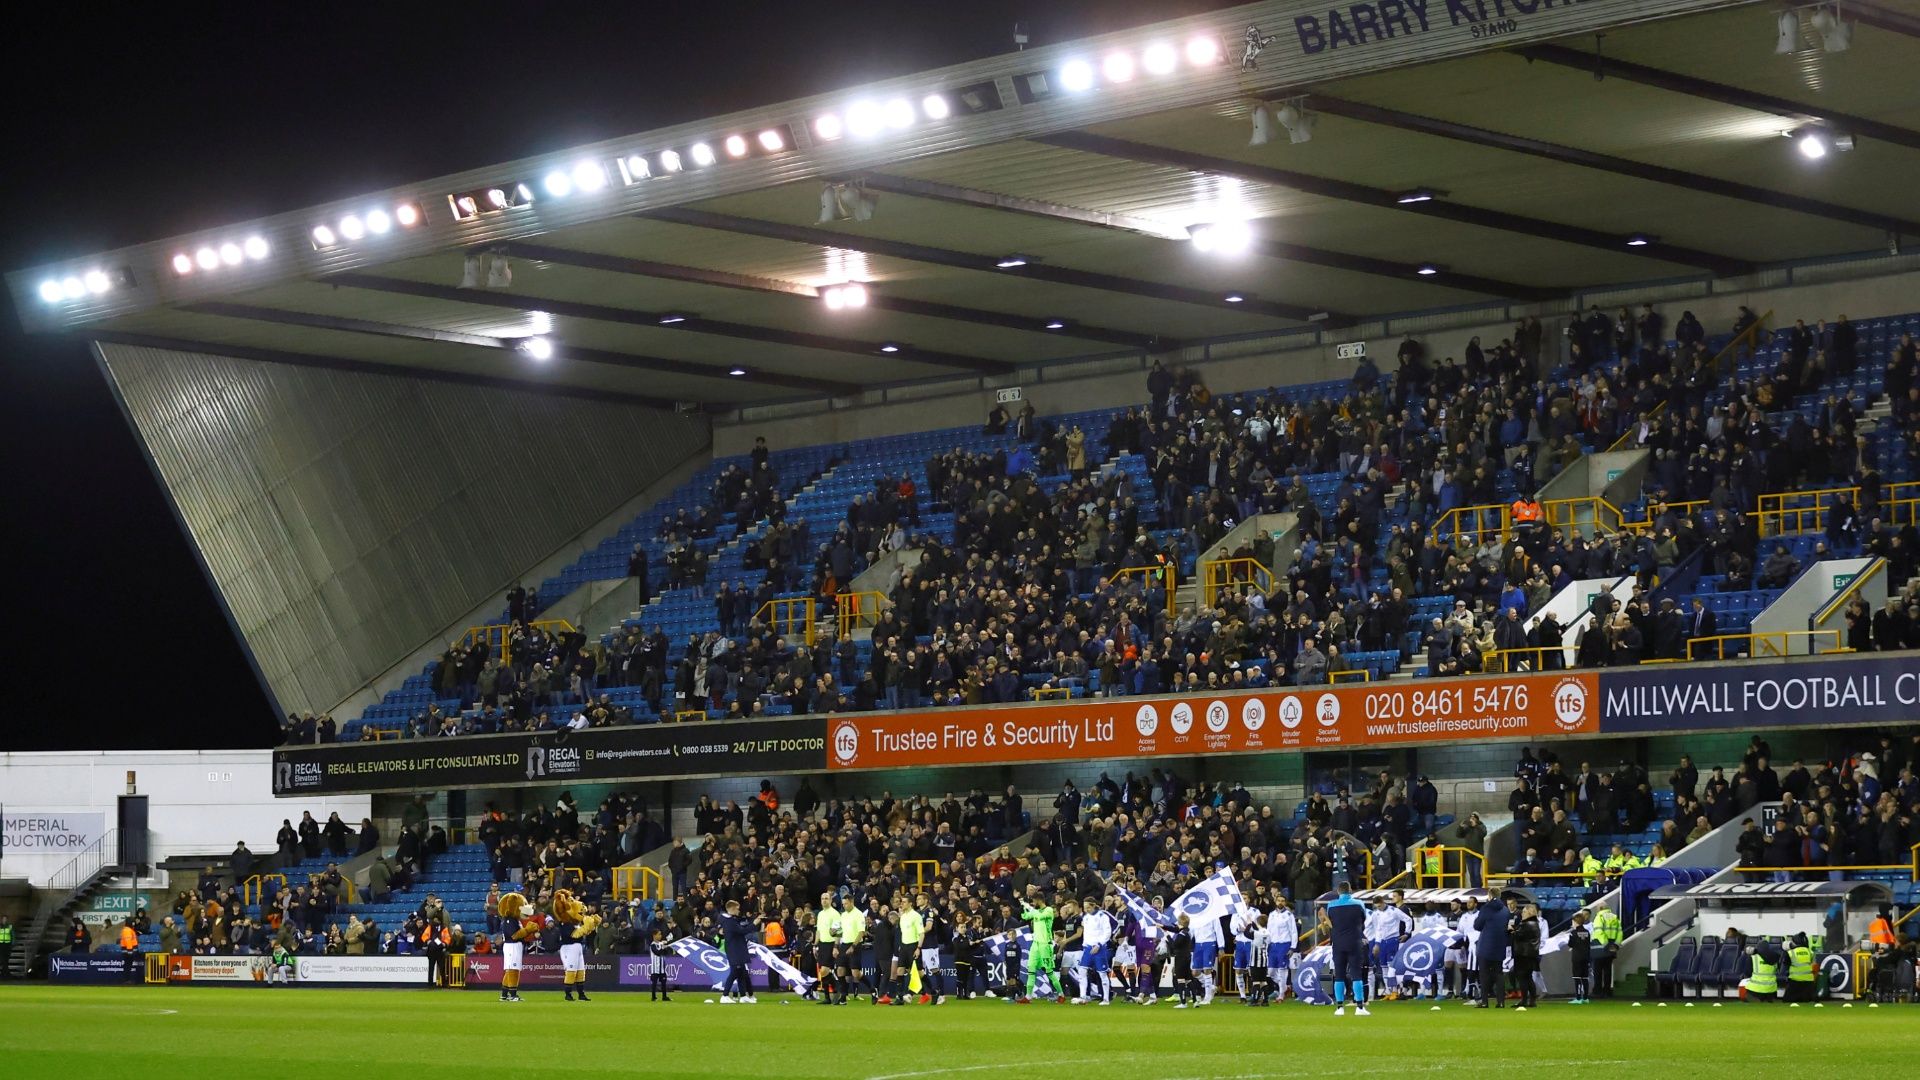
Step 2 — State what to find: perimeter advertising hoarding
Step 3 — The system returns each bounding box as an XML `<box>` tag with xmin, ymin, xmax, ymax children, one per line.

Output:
<box><xmin>293</xmin><ymin>956</ymin><xmax>432</xmax><ymax>984</ymax></box>
<box><xmin>47</xmin><ymin>954</ymin><xmax>139</xmax><ymax>983</ymax></box>
<box><xmin>1598</xmin><ymin>652</ymin><xmax>1920</xmax><ymax>735</ymax></box>
<box><xmin>272</xmin><ymin>716</ymin><xmax>826</xmax><ymax>795</ymax></box>
<box><xmin>827</xmin><ymin>672</ymin><xmax>1598</xmax><ymax>771</ymax></box>
<box><xmin>165</xmin><ymin>955</ymin><xmax>269</xmax><ymax>982</ymax></box>
<box><xmin>462</xmin><ymin>953</ymin><xmax>620</xmax><ymax>989</ymax></box>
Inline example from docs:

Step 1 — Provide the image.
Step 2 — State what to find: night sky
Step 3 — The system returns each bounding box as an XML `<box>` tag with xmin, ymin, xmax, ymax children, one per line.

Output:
<box><xmin>1</xmin><ymin>2</ymin><xmax>1243</xmax><ymax>751</ymax></box>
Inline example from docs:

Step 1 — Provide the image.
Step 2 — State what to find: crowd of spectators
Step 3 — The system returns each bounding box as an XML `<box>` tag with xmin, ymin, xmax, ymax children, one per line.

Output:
<box><xmin>275</xmin><ymin>309</ymin><xmax>1916</xmax><ymax>744</ymax></box>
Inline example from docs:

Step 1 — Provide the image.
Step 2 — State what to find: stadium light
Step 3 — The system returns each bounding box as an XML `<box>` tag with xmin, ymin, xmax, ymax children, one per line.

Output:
<box><xmin>658</xmin><ymin>313</ymin><xmax>688</xmax><ymax>325</ymax></box>
<box><xmin>365</xmin><ymin>209</ymin><xmax>392</xmax><ymax>234</ymax></box>
<box><xmin>218</xmin><ymin>242</ymin><xmax>242</xmax><ymax>266</ymax></box>
<box><xmin>543</xmin><ymin>170</ymin><xmax>573</xmax><ymax>198</ymax></box>
<box><xmin>725</xmin><ymin>135</ymin><xmax>749</xmax><ymax>158</ymax></box>
<box><xmin>728</xmin><ymin>366</ymin><xmax>748</xmax><ymax>376</ymax></box>
<box><xmin>758</xmin><ymin>128</ymin><xmax>787</xmax><ymax>152</ymax></box>
<box><xmin>573</xmin><ymin>160</ymin><xmax>608</xmax><ymax>192</ymax></box>
<box><xmin>819</xmin><ymin>182</ymin><xmax>876</xmax><ymax>223</ymax></box>
<box><xmin>84</xmin><ymin>269</ymin><xmax>111</xmax><ymax>294</ymax></box>
<box><xmin>60</xmin><ymin>276</ymin><xmax>85</xmax><ymax>300</ymax></box>
<box><xmin>395</xmin><ymin>203</ymin><xmax>421</xmax><ymax>228</ymax></box>
<box><xmin>846</xmin><ymin>101</ymin><xmax>884</xmax><ymax>138</ymax></box>
<box><xmin>1416</xmin><ymin>263</ymin><xmax>1441</xmax><ymax>276</ymax></box>
<box><xmin>1625</xmin><ymin>233</ymin><xmax>1654</xmax><ymax>247</ymax></box>
<box><xmin>1189</xmin><ymin>220</ymin><xmax>1253</xmax><ymax>255</ymax></box>
<box><xmin>1811</xmin><ymin>4</ymin><xmax>1851</xmax><ymax>51</ymax></box>
<box><xmin>814</xmin><ymin>113</ymin><xmax>844</xmax><ymax>141</ymax></box>
<box><xmin>878</xmin><ymin>342</ymin><xmax>901</xmax><ymax>353</ymax></box>
<box><xmin>1142</xmin><ymin>43</ymin><xmax>1177</xmax><ymax>75</ymax></box>
<box><xmin>172</xmin><ymin>253</ymin><xmax>195</xmax><ymax>275</ymax></box>
<box><xmin>1059</xmin><ymin>59</ymin><xmax>1095</xmax><ymax>92</ymax></box>
<box><xmin>1797</xmin><ymin>129</ymin><xmax>1829</xmax><ymax>159</ymax></box>
<box><xmin>823</xmin><ymin>283</ymin><xmax>868</xmax><ymax>310</ymax></box>
<box><xmin>195</xmin><ymin>246</ymin><xmax>219</xmax><ymax>270</ymax></box>
<box><xmin>690</xmin><ymin>142</ymin><xmax>716</xmax><ymax>167</ymax></box>
<box><xmin>521</xmin><ymin>336</ymin><xmax>554</xmax><ymax>361</ymax></box>
<box><xmin>37</xmin><ymin>280</ymin><xmax>62</xmax><ymax>302</ymax></box>
<box><xmin>883</xmin><ymin>98</ymin><xmax>914</xmax><ymax>130</ymax></box>
<box><xmin>1776</xmin><ymin>9</ymin><xmax>1800</xmax><ymax>53</ymax></box>
<box><xmin>1223</xmin><ymin>292</ymin><xmax>1245</xmax><ymax>303</ymax></box>
<box><xmin>1396</xmin><ymin>189</ymin><xmax>1437</xmax><ymax>204</ymax></box>
<box><xmin>921</xmin><ymin>94</ymin><xmax>951</xmax><ymax>121</ymax></box>
<box><xmin>1043</xmin><ymin>318</ymin><xmax>1068</xmax><ymax>330</ymax></box>
<box><xmin>659</xmin><ymin>150</ymin><xmax>683</xmax><ymax>173</ymax></box>
<box><xmin>339</xmin><ymin>215</ymin><xmax>366</xmax><ymax>240</ymax></box>
<box><xmin>242</xmin><ymin>236</ymin><xmax>269</xmax><ymax>260</ymax></box>
<box><xmin>1103</xmin><ymin>52</ymin><xmax>1135</xmax><ymax>83</ymax></box>
<box><xmin>1186</xmin><ymin>36</ymin><xmax>1221</xmax><ymax>65</ymax></box>
<box><xmin>995</xmin><ymin>254</ymin><xmax>1031</xmax><ymax>269</ymax></box>
<box><xmin>620</xmin><ymin>154</ymin><xmax>652</xmax><ymax>184</ymax></box>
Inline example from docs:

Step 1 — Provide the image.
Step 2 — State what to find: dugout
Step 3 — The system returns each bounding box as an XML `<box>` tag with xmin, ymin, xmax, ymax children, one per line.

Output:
<box><xmin>1644</xmin><ymin>880</ymin><xmax>1896</xmax><ymax>1000</ymax></box>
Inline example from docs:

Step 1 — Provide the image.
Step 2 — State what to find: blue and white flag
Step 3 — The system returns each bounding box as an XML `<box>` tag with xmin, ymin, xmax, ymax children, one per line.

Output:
<box><xmin>1390</xmin><ymin>928</ymin><xmax>1455</xmax><ymax>978</ymax></box>
<box><xmin>749</xmin><ymin>942</ymin><xmax>815</xmax><ymax>992</ymax></box>
<box><xmin>1114</xmin><ymin>883</ymin><xmax>1170</xmax><ymax>936</ymax></box>
<box><xmin>1169</xmin><ymin>867</ymin><xmax>1250</xmax><ymax>930</ymax></box>
<box><xmin>668</xmin><ymin>936</ymin><xmax>730</xmax><ymax>990</ymax></box>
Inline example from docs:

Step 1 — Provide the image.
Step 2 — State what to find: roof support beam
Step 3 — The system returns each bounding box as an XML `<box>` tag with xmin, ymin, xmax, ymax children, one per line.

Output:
<box><xmin>1515</xmin><ymin>44</ymin><xmax>1920</xmax><ymax>153</ymax></box>
<box><xmin>329</xmin><ymin>269</ymin><xmax>1017</xmax><ymax>376</ymax></box>
<box><xmin>860</xmin><ymin>172</ymin><xmax>1561</xmax><ymax>302</ymax></box>
<box><xmin>490</xmin><ymin>240</ymin><xmax>1164</xmax><ymax>351</ymax></box>
<box><xmin>1036</xmin><ymin>131</ymin><xmax>1756</xmax><ymax>277</ymax></box>
<box><xmin>1310</xmin><ymin>96</ymin><xmax>1920</xmax><ymax>237</ymax></box>
<box><xmin>180</xmin><ymin>301</ymin><xmax>861</xmax><ymax>396</ymax></box>
<box><xmin>1850</xmin><ymin>2</ymin><xmax>1920</xmax><ymax>39</ymax></box>
<box><xmin>89</xmin><ymin>331</ymin><xmax>683</xmax><ymax>410</ymax></box>
<box><xmin>640</xmin><ymin>207</ymin><xmax>1356</xmax><ymax>327</ymax></box>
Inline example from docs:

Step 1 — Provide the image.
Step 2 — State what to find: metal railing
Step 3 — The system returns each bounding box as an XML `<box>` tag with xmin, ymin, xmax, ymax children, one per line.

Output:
<box><xmin>754</xmin><ymin>596</ymin><xmax>815</xmax><ymax>646</ymax></box>
<box><xmin>1684</xmin><ymin>629</ymin><xmax>1840</xmax><ymax>661</ymax></box>
<box><xmin>460</xmin><ymin>618</ymin><xmax>578</xmax><ymax>667</ymax></box>
<box><xmin>835</xmin><ymin>590</ymin><xmax>887</xmax><ymax>640</ymax></box>
<box><xmin>1107</xmin><ymin>563</ymin><xmax>1176</xmax><ymax>619</ymax></box>
<box><xmin>1198</xmin><ymin>556</ymin><xmax>1273</xmax><ymax>609</ymax></box>
<box><xmin>902</xmin><ymin>859</ymin><xmax>941</xmax><ymax>888</ymax></box>
<box><xmin>241</xmin><ymin>873</ymin><xmax>287</xmax><ymax>907</ymax></box>
<box><xmin>47</xmin><ymin>829</ymin><xmax>118</xmax><ymax>893</ymax></box>
<box><xmin>1755</xmin><ymin>481</ymin><xmax>1920</xmax><ymax>537</ymax></box>
<box><xmin>611</xmin><ymin>865</ymin><xmax>664</xmax><ymax>901</ymax></box>
<box><xmin>1482</xmin><ymin>646</ymin><xmax>1569</xmax><ymax>674</ymax></box>
<box><xmin>1328</xmin><ymin>668</ymin><xmax>1371</xmax><ymax>684</ymax></box>
<box><xmin>1434</xmin><ymin>503</ymin><xmax>1510</xmax><ymax>546</ymax></box>
<box><xmin>1812</xmin><ymin>558</ymin><xmax>1886</xmax><ymax>626</ymax></box>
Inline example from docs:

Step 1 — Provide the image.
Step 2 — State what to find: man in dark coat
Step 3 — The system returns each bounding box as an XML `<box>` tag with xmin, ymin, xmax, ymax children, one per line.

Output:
<box><xmin>1473</xmin><ymin>895</ymin><xmax>1510</xmax><ymax>1008</ymax></box>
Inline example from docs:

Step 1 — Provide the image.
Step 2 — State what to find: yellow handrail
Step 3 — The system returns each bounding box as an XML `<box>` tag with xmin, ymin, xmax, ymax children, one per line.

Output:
<box><xmin>1199</xmin><ymin>556</ymin><xmax>1272</xmax><ymax>608</ymax></box>
<box><xmin>1328</xmin><ymin>668</ymin><xmax>1371</xmax><ymax>683</ymax></box>
<box><xmin>1107</xmin><ymin>563</ymin><xmax>1177</xmax><ymax>619</ymax></box>
<box><xmin>835</xmin><ymin>590</ymin><xmax>888</xmax><ymax>640</ymax></box>
<box><xmin>1683</xmin><ymin>629</ymin><xmax>1841</xmax><ymax>661</ymax></box>
<box><xmin>1812</xmin><ymin>558</ymin><xmax>1886</xmax><ymax>625</ymax></box>
<box><xmin>1414</xmin><ymin>846</ymin><xmax>1485</xmax><ymax>890</ymax></box>
<box><xmin>460</xmin><ymin>618</ymin><xmax>579</xmax><ymax>667</ymax></box>
<box><xmin>1482</xmin><ymin>646</ymin><xmax>1566</xmax><ymax>674</ymax></box>
<box><xmin>612</xmin><ymin>865</ymin><xmax>665</xmax><ymax>901</ymax></box>
<box><xmin>755</xmin><ymin>596</ymin><xmax>815</xmax><ymax>647</ymax></box>
<box><xmin>242</xmin><ymin>872</ymin><xmax>287</xmax><ymax>907</ymax></box>
<box><xmin>674</xmin><ymin>709</ymin><xmax>709</xmax><ymax>723</ymax></box>
<box><xmin>538</xmin><ymin>866</ymin><xmax>587</xmax><ymax>890</ymax></box>
<box><xmin>1434</xmin><ymin>503</ymin><xmax>1511</xmax><ymax>546</ymax></box>
<box><xmin>1542</xmin><ymin>495</ymin><xmax>1632</xmax><ymax>538</ymax></box>
<box><xmin>902</xmin><ymin>859</ymin><xmax>941</xmax><ymax>888</ymax></box>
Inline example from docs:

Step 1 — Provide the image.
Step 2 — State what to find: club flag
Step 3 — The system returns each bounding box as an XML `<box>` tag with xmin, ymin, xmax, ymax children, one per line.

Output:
<box><xmin>667</xmin><ymin>936</ymin><xmax>730</xmax><ymax>990</ymax></box>
<box><xmin>749</xmin><ymin>941</ymin><xmax>814</xmax><ymax>992</ymax></box>
<box><xmin>1169</xmin><ymin>867</ymin><xmax>1249</xmax><ymax>932</ymax></box>
<box><xmin>1541</xmin><ymin>930</ymin><xmax>1571</xmax><ymax>956</ymax></box>
<box><xmin>1113</xmin><ymin>883</ymin><xmax>1171</xmax><ymax>937</ymax></box>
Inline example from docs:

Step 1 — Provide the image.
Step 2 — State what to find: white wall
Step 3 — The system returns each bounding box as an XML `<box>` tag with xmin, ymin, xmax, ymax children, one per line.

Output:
<box><xmin>714</xmin><ymin>263</ymin><xmax>1920</xmax><ymax>458</ymax></box>
<box><xmin>0</xmin><ymin>750</ymin><xmax>368</xmax><ymax>886</ymax></box>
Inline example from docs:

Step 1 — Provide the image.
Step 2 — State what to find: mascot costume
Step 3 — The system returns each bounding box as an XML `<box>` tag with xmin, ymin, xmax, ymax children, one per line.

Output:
<box><xmin>553</xmin><ymin>888</ymin><xmax>601</xmax><ymax>1002</ymax></box>
<box><xmin>497</xmin><ymin>891</ymin><xmax>545</xmax><ymax>1002</ymax></box>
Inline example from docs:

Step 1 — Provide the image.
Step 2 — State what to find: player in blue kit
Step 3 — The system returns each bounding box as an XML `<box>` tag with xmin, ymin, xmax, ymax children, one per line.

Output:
<box><xmin>1321</xmin><ymin>882</ymin><xmax>1370</xmax><ymax>1016</ymax></box>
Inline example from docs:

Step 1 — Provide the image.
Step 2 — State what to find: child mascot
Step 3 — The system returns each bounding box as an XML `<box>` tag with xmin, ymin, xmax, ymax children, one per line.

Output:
<box><xmin>497</xmin><ymin>891</ymin><xmax>546</xmax><ymax>1003</ymax></box>
<box><xmin>553</xmin><ymin>888</ymin><xmax>601</xmax><ymax>1002</ymax></box>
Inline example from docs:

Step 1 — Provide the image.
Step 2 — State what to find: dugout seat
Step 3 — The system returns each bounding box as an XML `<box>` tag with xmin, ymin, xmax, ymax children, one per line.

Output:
<box><xmin>1706</xmin><ymin>939</ymin><xmax>1744</xmax><ymax>997</ymax></box>
<box><xmin>1657</xmin><ymin>937</ymin><xmax>1697</xmax><ymax>998</ymax></box>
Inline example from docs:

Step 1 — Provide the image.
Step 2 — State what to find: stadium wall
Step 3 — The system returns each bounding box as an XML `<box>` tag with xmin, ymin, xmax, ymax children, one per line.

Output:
<box><xmin>95</xmin><ymin>343</ymin><xmax>710</xmax><ymax>718</ymax></box>
<box><xmin>712</xmin><ymin>263</ymin><xmax>1920</xmax><ymax>456</ymax></box>
<box><xmin>0</xmin><ymin>750</ymin><xmax>367</xmax><ymax>887</ymax></box>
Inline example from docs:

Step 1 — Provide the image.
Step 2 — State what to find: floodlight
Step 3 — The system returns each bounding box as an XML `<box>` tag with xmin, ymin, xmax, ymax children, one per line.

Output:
<box><xmin>814</xmin><ymin>113</ymin><xmax>844</xmax><ymax>141</ymax></box>
<box><xmin>659</xmin><ymin>150</ymin><xmax>683</xmax><ymax>173</ymax></box>
<box><xmin>395</xmin><ymin>203</ymin><xmax>421</xmax><ymax>227</ymax></box>
<box><xmin>690</xmin><ymin>143</ymin><xmax>716</xmax><ymax>167</ymax></box>
<box><xmin>758</xmin><ymin>129</ymin><xmax>786</xmax><ymax>151</ymax></box>
<box><xmin>219</xmin><ymin>242</ymin><xmax>243</xmax><ymax>266</ymax></box>
<box><xmin>196</xmin><ymin>247</ymin><xmax>220</xmax><ymax>270</ymax></box>
<box><xmin>921</xmin><ymin>95</ymin><xmax>951</xmax><ymax>120</ymax></box>
<box><xmin>1103</xmin><ymin>52</ymin><xmax>1135</xmax><ymax>83</ymax></box>
<box><xmin>878</xmin><ymin>342</ymin><xmax>901</xmax><ymax>353</ymax></box>
<box><xmin>544</xmin><ymin>170</ymin><xmax>574</xmax><ymax>198</ymax></box>
<box><xmin>1043</xmin><ymin>318</ymin><xmax>1067</xmax><ymax>330</ymax></box>
<box><xmin>1626</xmin><ymin>234</ymin><xmax>1653</xmax><ymax>247</ymax></box>
<box><xmin>846</xmin><ymin>101</ymin><xmax>883</xmax><ymax>137</ymax></box>
<box><xmin>883</xmin><ymin>98</ymin><xmax>914</xmax><ymax>129</ymax></box>
<box><xmin>1060</xmin><ymin>60</ymin><xmax>1095</xmax><ymax>92</ymax></box>
<box><xmin>1186</xmin><ymin>36</ymin><xmax>1221</xmax><ymax>65</ymax></box>
<box><xmin>1189</xmin><ymin>220</ymin><xmax>1253</xmax><ymax>255</ymax></box>
<box><xmin>61</xmin><ymin>276</ymin><xmax>85</xmax><ymax>300</ymax></box>
<box><xmin>1143</xmin><ymin>43</ymin><xmax>1177</xmax><ymax>75</ymax></box>
<box><xmin>658</xmin><ymin>313</ymin><xmax>688</xmax><ymax>325</ymax></box>
<box><xmin>366</xmin><ymin>209</ymin><xmax>392</xmax><ymax>234</ymax></box>
<box><xmin>522</xmin><ymin>336</ymin><xmax>553</xmax><ymax>361</ymax></box>
<box><xmin>1416</xmin><ymin>263</ymin><xmax>1441</xmax><ymax>276</ymax></box>
<box><xmin>725</xmin><ymin>135</ymin><xmax>749</xmax><ymax>158</ymax></box>
<box><xmin>38</xmin><ymin>280</ymin><xmax>62</xmax><ymax>302</ymax></box>
<box><xmin>1223</xmin><ymin>292</ymin><xmax>1245</xmax><ymax>303</ymax></box>
<box><xmin>1798</xmin><ymin>130</ymin><xmax>1829</xmax><ymax>159</ymax></box>
<box><xmin>728</xmin><ymin>366</ymin><xmax>748</xmax><ymax>376</ymax></box>
<box><xmin>1396</xmin><ymin>189</ymin><xmax>1436</xmax><ymax>204</ymax></box>
<box><xmin>995</xmin><ymin>254</ymin><xmax>1030</xmax><ymax>269</ymax></box>
<box><xmin>572</xmin><ymin>160</ymin><xmax>607</xmax><ymax>192</ymax></box>
<box><xmin>243</xmin><ymin>236</ymin><xmax>269</xmax><ymax>260</ymax></box>
<box><xmin>339</xmin><ymin>215</ymin><xmax>365</xmax><ymax>240</ymax></box>
<box><xmin>172</xmin><ymin>253</ymin><xmax>195</xmax><ymax>275</ymax></box>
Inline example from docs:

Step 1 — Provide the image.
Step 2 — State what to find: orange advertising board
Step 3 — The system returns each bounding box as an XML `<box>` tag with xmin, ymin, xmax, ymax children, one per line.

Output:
<box><xmin>825</xmin><ymin>671</ymin><xmax>1599</xmax><ymax>771</ymax></box>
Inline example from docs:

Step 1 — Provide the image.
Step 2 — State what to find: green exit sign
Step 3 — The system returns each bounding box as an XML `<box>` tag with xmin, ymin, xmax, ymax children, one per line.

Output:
<box><xmin>1833</xmin><ymin>572</ymin><xmax>1856</xmax><ymax>591</ymax></box>
<box><xmin>1606</xmin><ymin>469</ymin><xmax>1624</xmax><ymax>483</ymax></box>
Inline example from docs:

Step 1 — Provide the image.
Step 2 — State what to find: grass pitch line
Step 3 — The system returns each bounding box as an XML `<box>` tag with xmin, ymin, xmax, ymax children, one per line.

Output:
<box><xmin>868</xmin><ymin>1059</ymin><xmax>1101</xmax><ymax>1080</ymax></box>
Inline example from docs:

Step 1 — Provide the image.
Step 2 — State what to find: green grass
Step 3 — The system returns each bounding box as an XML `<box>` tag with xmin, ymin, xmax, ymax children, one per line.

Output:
<box><xmin>1</xmin><ymin>985</ymin><xmax>1914</xmax><ymax>1079</ymax></box>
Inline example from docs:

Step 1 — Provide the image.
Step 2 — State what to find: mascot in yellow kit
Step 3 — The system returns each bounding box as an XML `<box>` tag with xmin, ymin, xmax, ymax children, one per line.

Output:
<box><xmin>553</xmin><ymin>888</ymin><xmax>601</xmax><ymax>1002</ymax></box>
<box><xmin>496</xmin><ymin>891</ymin><xmax>546</xmax><ymax>1003</ymax></box>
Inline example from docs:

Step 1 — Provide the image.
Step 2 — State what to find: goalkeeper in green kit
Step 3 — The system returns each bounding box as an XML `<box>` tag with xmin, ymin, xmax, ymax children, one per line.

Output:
<box><xmin>1019</xmin><ymin>885</ymin><xmax>1060</xmax><ymax>1003</ymax></box>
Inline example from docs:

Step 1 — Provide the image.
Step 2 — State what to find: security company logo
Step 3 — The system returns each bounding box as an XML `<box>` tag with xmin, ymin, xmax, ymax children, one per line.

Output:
<box><xmin>831</xmin><ymin>721</ymin><xmax>860</xmax><ymax>766</ymax></box>
<box><xmin>1278</xmin><ymin>696</ymin><xmax>1304</xmax><ymax>730</ymax></box>
<box><xmin>1315</xmin><ymin>693</ymin><xmax>1341</xmax><ymax>728</ymax></box>
<box><xmin>1241</xmin><ymin>697</ymin><xmax>1266</xmax><ymax>732</ymax></box>
<box><xmin>1552</xmin><ymin>677</ymin><xmax>1589</xmax><ymax>732</ymax></box>
<box><xmin>1135</xmin><ymin>704</ymin><xmax>1160</xmax><ymax>738</ymax></box>
<box><xmin>1205</xmin><ymin>700</ymin><xmax>1230</xmax><ymax>733</ymax></box>
<box><xmin>1170</xmin><ymin>702</ymin><xmax>1194</xmax><ymax>736</ymax></box>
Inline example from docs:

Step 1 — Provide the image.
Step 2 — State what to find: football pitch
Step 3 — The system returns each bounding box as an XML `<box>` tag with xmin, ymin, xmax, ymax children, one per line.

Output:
<box><xmin>2</xmin><ymin>986</ymin><xmax>1914</xmax><ymax>1079</ymax></box>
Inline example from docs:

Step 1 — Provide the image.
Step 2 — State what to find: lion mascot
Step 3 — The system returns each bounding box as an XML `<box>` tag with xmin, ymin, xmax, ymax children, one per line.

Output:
<box><xmin>553</xmin><ymin>888</ymin><xmax>601</xmax><ymax>1002</ymax></box>
<box><xmin>495</xmin><ymin>891</ymin><xmax>544</xmax><ymax>1002</ymax></box>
